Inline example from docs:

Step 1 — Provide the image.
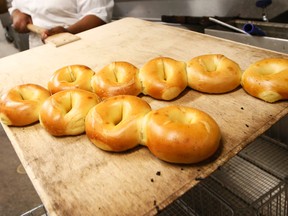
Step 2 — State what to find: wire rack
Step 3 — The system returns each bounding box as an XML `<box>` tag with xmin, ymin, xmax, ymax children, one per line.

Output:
<box><xmin>20</xmin><ymin>204</ymin><xmax>48</xmax><ymax>216</ymax></box>
<box><xmin>159</xmin><ymin>135</ymin><xmax>288</xmax><ymax>216</ymax></box>
<box><xmin>264</xmin><ymin>115</ymin><xmax>288</xmax><ymax>146</ymax></box>
<box><xmin>238</xmin><ymin>135</ymin><xmax>288</xmax><ymax>180</ymax></box>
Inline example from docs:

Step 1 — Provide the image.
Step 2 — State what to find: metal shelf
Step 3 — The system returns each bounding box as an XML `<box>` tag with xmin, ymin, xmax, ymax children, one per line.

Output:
<box><xmin>160</xmin><ymin>136</ymin><xmax>288</xmax><ymax>216</ymax></box>
<box><xmin>20</xmin><ymin>204</ymin><xmax>48</xmax><ymax>216</ymax></box>
<box><xmin>239</xmin><ymin>135</ymin><xmax>288</xmax><ymax>180</ymax></box>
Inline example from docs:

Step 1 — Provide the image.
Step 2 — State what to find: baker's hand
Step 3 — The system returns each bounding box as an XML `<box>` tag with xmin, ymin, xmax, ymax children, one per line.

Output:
<box><xmin>41</xmin><ymin>26</ymin><xmax>69</xmax><ymax>40</ymax></box>
<box><xmin>11</xmin><ymin>9</ymin><xmax>32</xmax><ymax>33</ymax></box>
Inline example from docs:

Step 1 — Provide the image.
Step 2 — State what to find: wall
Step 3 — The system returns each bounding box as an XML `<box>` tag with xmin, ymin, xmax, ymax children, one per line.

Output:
<box><xmin>113</xmin><ymin>0</ymin><xmax>288</xmax><ymax>21</ymax></box>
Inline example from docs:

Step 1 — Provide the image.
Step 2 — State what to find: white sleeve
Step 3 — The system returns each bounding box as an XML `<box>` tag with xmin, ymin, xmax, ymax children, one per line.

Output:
<box><xmin>8</xmin><ymin>0</ymin><xmax>18</xmax><ymax>15</ymax></box>
<box><xmin>78</xmin><ymin>0</ymin><xmax>114</xmax><ymax>23</ymax></box>
<box><xmin>8</xmin><ymin>0</ymin><xmax>32</xmax><ymax>15</ymax></box>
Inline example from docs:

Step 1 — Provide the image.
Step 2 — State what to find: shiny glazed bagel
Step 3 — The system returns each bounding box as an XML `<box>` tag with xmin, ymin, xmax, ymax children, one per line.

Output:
<box><xmin>0</xmin><ymin>84</ymin><xmax>50</xmax><ymax>126</ymax></box>
<box><xmin>241</xmin><ymin>58</ymin><xmax>288</xmax><ymax>102</ymax></box>
<box><xmin>48</xmin><ymin>65</ymin><xmax>95</xmax><ymax>94</ymax></box>
<box><xmin>139</xmin><ymin>57</ymin><xmax>187</xmax><ymax>100</ymax></box>
<box><xmin>141</xmin><ymin>105</ymin><xmax>221</xmax><ymax>164</ymax></box>
<box><xmin>39</xmin><ymin>89</ymin><xmax>100</xmax><ymax>136</ymax></box>
<box><xmin>91</xmin><ymin>61</ymin><xmax>142</xmax><ymax>98</ymax></box>
<box><xmin>186</xmin><ymin>54</ymin><xmax>242</xmax><ymax>93</ymax></box>
<box><xmin>85</xmin><ymin>95</ymin><xmax>152</xmax><ymax>152</ymax></box>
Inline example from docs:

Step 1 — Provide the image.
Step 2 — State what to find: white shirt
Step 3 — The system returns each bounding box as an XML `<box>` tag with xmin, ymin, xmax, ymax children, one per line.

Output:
<box><xmin>9</xmin><ymin>0</ymin><xmax>114</xmax><ymax>48</ymax></box>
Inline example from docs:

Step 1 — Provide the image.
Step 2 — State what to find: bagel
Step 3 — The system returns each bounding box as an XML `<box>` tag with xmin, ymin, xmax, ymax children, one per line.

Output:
<box><xmin>241</xmin><ymin>58</ymin><xmax>288</xmax><ymax>102</ymax></box>
<box><xmin>91</xmin><ymin>62</ymin><xmax>142</xmax><ymax>98</ymax></box>
<box><xmin>139</xmin><ymin>57</ymin><xmax>187</xmax><ymax>100</ymax></box>
<box><xmin>85</xmin><ymin>95</ymin><xmax>152</xmax><ymax>152</ymax></box>
<box><xmin>0</xmin><ymin>84</ymin><xmax>50</xmax><ymax>126</ymax></box>
<box><xmin>141</xmin><ymin>105</ymin><xmax>221</xmax><ymax>164</ymax></box>
<box><xmin>186</xmin><ymin>54</ymin><xmax>242</xmax><ymax>93</ymax></box>
<box><xmin>39</xmin><ymin>89</ymin><xmax>100</xmax><ymax>136</ymax></box>
<box><xmin>48</xmin><ymin>65</ymin><xmax>95</xmax><ymax>94</ymax></box>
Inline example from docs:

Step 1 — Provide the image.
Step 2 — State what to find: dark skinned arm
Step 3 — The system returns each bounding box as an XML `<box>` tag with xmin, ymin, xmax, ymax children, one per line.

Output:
<box><xmin>12</xmin><ymin>9</ymin><xmax>105</xmax><ymax>39</ymax></box>
<box><xmin>11</xmin><ymin>9</ymin><xmax>32</xmax><ymax>33</ymax></box>
<box><xmin>41</xmin><ymin>15</ymin><xmax>106</xmax><ymax>40</ymax></box>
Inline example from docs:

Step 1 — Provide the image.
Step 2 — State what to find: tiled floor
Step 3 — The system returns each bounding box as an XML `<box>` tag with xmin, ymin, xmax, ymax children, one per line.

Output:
<box><xmin>0</xmin><ymin>23</ymin><xmax>42</xmax><ymax>215</ymax></box>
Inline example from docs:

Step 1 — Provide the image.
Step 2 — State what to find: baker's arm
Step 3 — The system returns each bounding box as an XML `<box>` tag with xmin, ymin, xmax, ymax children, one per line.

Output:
<box><xmin>41</xmin><ymin>14</ymin><xmax>106</xmax><ymax>40</ymax></box>
<box><xmin>10</xmin><ymin>8</ymin><xmax>31</xmax><ymax>33</ymax></box>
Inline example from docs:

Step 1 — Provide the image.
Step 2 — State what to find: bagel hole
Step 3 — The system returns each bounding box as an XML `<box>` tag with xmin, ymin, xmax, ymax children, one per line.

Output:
<box><xmin>65</xmin><ymin>93</ymin><xmax>73</xmax><ymax>113</ymax></box>
<box><xmin>199</xmin><ymin>58</ymin><xmax>217</xmax><ymax>72</ymax></box>
<box><xmin>161</xmin><ymin>59</ymin><xmax>167</xmax><ymax>81</ymax></box>
<box><xmin>112</xmin><ymin>103</ymin><xmax>124</xmax><ymax>126</ymax></box>
<box><xmin>113</xmin><ymin>115</ymin><xmax>122</xmax><ymax>126</ymax></box>
<box><xmin>18</xmin><ymin>88</ymin><xmax>35</xmax><ymax>101</ymax></box>
<box><xmin>113</xmin><ymin>62</ymin><xmax>130</xmax><ymax>84</ymax></box>
<box><xmin>68</xmin><ymin>66</ymin><xmax>76</xmax><ymax>82</ymax></box>
<box><xmin>18</xmin><ymin>92</ymin><xmax>25</xmax><ymax>100</ymax></box>
<box><xmin>112</xmin><ymin>63</ymin><xmax>119</xmax><ymax>83</ymax></box>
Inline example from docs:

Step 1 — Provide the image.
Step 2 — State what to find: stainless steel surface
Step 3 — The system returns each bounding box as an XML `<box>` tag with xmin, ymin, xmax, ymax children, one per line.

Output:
<box><xmin>208</xmin><ymin>17</ymin><xmax>249</xmax><ymax>35</ymax></box>
<box><xmin>113</xmin><ymin>0</ymin><xmax>288</xmax><ymax>21</ymax></box>
<box><xmin>205</xmin><ymin>29</ymin><xmax>288</xmax><ymax>53</ymax></box>
<box><xmin>234</xmin><ymin>19</ymin><xmax>288</xmax><ymax>40</ymax></box>
<box><xmin>205</xmin><ymin>19</ymin><xmax>288</xmax><ymax>53</ymax></box>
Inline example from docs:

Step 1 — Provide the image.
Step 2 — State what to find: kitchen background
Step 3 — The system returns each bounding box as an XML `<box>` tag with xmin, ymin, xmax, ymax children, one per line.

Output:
<box><xmin>0</xmin><ymin>0</ymin><xmax>288</xmax><ymax>215</ymax></box>
<box><xmin>112</xmin><ymin>0</ymin><xmax>287</xmax><ymax>20</ymax></box>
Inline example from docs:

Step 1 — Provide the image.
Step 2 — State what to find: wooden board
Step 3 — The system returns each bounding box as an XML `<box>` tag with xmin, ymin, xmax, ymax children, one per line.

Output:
<box><xmin>0</xmin><ymin>18</ymin><xmax>288</xmax><ymax>216</ymax></box>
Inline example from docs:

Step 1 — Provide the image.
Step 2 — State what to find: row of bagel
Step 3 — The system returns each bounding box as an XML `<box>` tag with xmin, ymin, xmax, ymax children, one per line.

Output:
<box><xmin>45</xmin><ymin>54</ymin><xmax>288</xmax><ymax>103</ymax></box>
<box><xmin>0</xmin><ymin>54</ymin><xmax>288</xmax><ymax>164</ymax></box>
<box><xmin>0</xmin><ymin>88</ymin><xmax>221</xmax><ymax>164</ymax></box>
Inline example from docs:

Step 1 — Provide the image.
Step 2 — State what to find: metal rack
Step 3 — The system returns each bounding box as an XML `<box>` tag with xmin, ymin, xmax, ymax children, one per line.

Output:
<box><xmin>160</xmin><ymin>134</ymin><xmax>288</xmax><ymax>216</ymax></box>
<box><xmin>20</xmin><ymin>204</ymin><xmax>48</xmax><ymax>216</ymax></box>
<box><xmin>239</xmin><ymin>135</ymin><xmax>288</xmax><ymax>180</ymax></box>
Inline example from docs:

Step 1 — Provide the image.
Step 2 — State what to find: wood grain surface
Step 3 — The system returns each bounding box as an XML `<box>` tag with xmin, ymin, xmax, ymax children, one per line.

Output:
<box><xmin>0</xmin><ymin>18</ymin><xmax>288</xmax><ymax>216</ymax></box>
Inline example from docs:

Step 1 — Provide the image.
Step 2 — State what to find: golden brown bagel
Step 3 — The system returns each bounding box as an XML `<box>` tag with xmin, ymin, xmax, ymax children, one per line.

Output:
<box><xmin>139</xmin><ymin>57</ymin><xmax>187</xmax><ymax>100</ymax></box>
<box><xmin>186</xmin><ymin>54</ymin><xmax>242</xmax><ymax>93</ymax></box>
<box><xmin>85</xmin><ymin>95</ymin><xmax>151</xmax><ymax>152</ymax></box>
<box><xmin>91</xmin><ymin>62</ymin><xmax>142</xmax><ymax>98</ymax></box>
<box><xmin>241</xmin><ymin>58</ymin><xmax>288</xmax><ymax>102</ymax></box>
<box><xmin>0</xmin><ymin>84</ymin><xmax>50</xmax><ymax>126</ymax></box>
<box><xmin>39</xmin><ymin>89</ymin><xmax>100</xmax><ymax>136</ymax></box>
<box><xmin>48</xmin><ymin>65</ymin><xmax>95</xmax><ymax>94</ymax></box>
<box><xmin>141</xmin><ymin>105</ymin><xmax>221</xmax><ymax>164</ymax></box>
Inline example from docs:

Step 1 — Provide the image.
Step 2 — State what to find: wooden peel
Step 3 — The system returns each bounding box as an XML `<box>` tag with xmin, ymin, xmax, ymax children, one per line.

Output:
<box><xmin>27</xmin><ymin>24</ymin><xmax>81</xmax><ymax>47</ymax></box>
